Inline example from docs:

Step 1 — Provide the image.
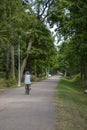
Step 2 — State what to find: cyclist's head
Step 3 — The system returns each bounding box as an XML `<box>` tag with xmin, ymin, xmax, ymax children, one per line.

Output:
<box><xmin>25</xmin><ymin>71</ymin><xmax>29</xmax><ymax>74</ymax></box>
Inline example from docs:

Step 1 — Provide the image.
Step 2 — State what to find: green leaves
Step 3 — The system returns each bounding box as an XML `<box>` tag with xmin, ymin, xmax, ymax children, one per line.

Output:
<box><xmin>0</xmin><ymin>0</ymin><xmax>59</xmax><ymax>80</ymax></box>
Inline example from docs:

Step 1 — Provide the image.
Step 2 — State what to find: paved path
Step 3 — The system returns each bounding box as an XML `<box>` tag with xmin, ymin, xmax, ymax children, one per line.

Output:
<box><xmin>0</xmin><ymin>76</ymin><xmax>60</xmax><ymax>130</ymax></box>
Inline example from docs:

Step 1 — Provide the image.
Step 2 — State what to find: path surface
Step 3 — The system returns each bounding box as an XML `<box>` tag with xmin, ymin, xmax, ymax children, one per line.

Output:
<box><xmin>0</xmin><ymin>76</ymin><xmax>60</xmax><ymax>130</ymax></box>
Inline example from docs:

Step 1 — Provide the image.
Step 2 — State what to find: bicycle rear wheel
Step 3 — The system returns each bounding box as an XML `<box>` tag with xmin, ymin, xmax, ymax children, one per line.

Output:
<box><xmin>25</xmin><ymin>84</ymin><xmax>30</xmax><ymax>95</ymax></box>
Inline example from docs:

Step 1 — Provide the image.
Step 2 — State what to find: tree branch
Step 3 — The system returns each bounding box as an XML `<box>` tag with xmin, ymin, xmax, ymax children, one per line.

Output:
<box><xmin>38</xmin><ymin>0</ymin><xmax>53</xmax><ymax>21</ymax></box>
<box><xmin>77</xmin><ymin>0</ymin><xmax>82</xmax><ymax>10</ymax></box>
<box><xmin>39</xmin><ymin>0</ymin><xmax>50</xmax><ymax>17</ymax></box>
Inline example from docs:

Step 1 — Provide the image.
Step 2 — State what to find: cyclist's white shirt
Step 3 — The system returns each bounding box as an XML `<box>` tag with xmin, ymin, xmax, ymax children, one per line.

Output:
<box><xmin>24</xmin><ymin>74</ymin><xmax>31</xmax><ymax>84</ymax></box>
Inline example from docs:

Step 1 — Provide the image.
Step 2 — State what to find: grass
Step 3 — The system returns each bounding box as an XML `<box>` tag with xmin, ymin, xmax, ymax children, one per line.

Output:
<box><xmin>55</xmin><ymin>77</ymin><xmax>87</xmax><ymax>130</ymax></box>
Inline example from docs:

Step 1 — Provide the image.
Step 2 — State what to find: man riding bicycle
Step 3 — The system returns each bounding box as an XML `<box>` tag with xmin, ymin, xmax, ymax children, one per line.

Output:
<box><xmin>24</xmin><ymin>71</ymin><xmax>31</xmax><ymax>94</ymax></box>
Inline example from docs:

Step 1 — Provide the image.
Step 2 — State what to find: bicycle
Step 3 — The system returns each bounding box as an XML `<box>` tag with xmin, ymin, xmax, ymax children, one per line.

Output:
<box><xmin>25</xmin><ymin>84</ymin><xmax>31</xmax><ymax>95</ymax></box>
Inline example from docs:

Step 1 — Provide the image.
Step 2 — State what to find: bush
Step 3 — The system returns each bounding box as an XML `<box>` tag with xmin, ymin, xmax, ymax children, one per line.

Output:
<box><xmin>0</xmin><ymin>78</ymin><xmax>17</xmax><ymax>88</ymax></box>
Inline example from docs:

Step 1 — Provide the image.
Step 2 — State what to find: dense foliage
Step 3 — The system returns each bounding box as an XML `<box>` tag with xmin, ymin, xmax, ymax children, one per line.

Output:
<box><xmin>49</xmin><ymin>0</ymin><xmax>87</xmax><ymax>80</ymax></box>
<box><xmin>0</xmin><ymin>0</ymin><xmax>87</xmax><ymax>86</ymax></box>
<box><xmin>0</xmin><ymin>0</ymin><xmax>58</xmax><ymax>85</ymax></box>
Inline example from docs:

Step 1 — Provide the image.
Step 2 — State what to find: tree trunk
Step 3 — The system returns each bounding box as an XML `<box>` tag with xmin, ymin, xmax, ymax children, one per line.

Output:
<box><xmin>20</xmin><ymin>39</ymin><xmax>32</xmax><ymax>81</ymax></box>
<box><xmin>5</xmin><ymin>51</ymin><xmax>9</xmax><ymax>79</ymax></box>
<box><xmin>83</xmin><ymin>56</ymin><xmax>87</xmax><ymax>80</ymax></box>
<box><xmin>80</xmin><ymin>57</ymin><xmax>83</xmax><ymax>80</ymax></box>
<box><xmin>11</xmin><ymin>45</ymin><xmax>16</xmax><ymax>80</ymax></box>
<box><xmin>80</xmin><ymin>53</ymin><xmax>87</xmax><ymax>81</ymax></box>
<box><xmin>64</xmin><ymin>69</ymin><xmax>67</xmax><ymax>76</ymax></box>
<box><xmin>34</xmin><ymin>59</ymin><xmax>37</xmax><ymax>78</ymax></box>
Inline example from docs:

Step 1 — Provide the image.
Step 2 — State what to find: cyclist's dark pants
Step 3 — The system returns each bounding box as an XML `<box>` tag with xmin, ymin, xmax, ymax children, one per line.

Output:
<box><xmin>25</xmin><ymin>84</ymin><xmax>30</xmax><ymax>94</ymax></box>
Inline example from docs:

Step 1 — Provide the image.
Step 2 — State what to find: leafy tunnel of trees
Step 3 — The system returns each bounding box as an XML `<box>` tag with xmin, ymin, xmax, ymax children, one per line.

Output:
<box><xmin>0</xmin><ymin>0</ymin><xmax>87</xmax><ymax>85</ymax></box>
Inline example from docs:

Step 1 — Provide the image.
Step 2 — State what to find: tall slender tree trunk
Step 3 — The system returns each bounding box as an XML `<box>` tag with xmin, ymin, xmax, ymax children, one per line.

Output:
<box><xmin>83</xmin><ymin>55</ymin><xmax>87</xmax><ymax>80</ymax></box>
<box><xmin>11</xmin><ymin>45</ymin><xmax>16</xmax><ymax>80</ymax></box>
<box><xmin>85</xmin><ymin>64</ymin><xmax>87</xmax><ymax>80</ymax></box>
<box><xmin>64</xmin><ymin>69</ymin><xmax>67</xmax><ymax>76</ymax></box>
<box><xmin>20</xmin><ymin>39</ymin><xmax>32</xmax><ymax>81</ymax></box>
<box><xmin>80</xmin><ymin>57</ymin><xmax>83</xmax><ymax>80</ymax></box>
<box><xmin>80</xmin><ymin>53</ymin><xmax>87</xmax><ymax>81</ymax></box>
<box><xmin>5</xmin><ymin>51</ymin><xmax>9</xmax><ymax>79</ymax></box>
<box><xmin>34</xmin><ymin>59</ymin><xmax>37</xmax><ymax>78</ymax></box>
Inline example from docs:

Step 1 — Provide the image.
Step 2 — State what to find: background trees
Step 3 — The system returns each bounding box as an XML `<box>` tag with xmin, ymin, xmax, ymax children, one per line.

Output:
<box><xmin>0</xmin><ymin>0</ymin><xmax>87</xmax><ymax>86</ymax></box>
<box><xmin>48</xmin><ymin>0</ymin><xmax>87</xmax><ymax>80</ymax></box>
<box><xmin>0</xmin><ymin>0</ymin><xmax>58</xmax><ymax>85</ymax></box>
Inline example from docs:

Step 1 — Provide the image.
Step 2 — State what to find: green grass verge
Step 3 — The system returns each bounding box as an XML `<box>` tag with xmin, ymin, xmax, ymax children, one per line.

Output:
<box><xmin>55</xmin><ymin>77</ymin><xmax>87</xmax><ymax>130</ymax></box>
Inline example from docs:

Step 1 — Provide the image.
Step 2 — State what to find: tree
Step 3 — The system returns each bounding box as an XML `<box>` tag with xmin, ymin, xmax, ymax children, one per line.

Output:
<box><xmin>19</xmin><ymin>0</ymin><xmax>58</xmax><ymax>80</ymax></box>
<box><xmin>47</xmin><ymin>0</ymin><xmax>87</xmax><ymax>80</ymax></box>
<box><xmin>0</xmin><ymin>0</ymin><xmax>59</xmax><ymax>84</ymax></box>
<box><xmin>0</xmin><ymin>0</ymin><xmax>29</xmax><ymax>80</ymax></box>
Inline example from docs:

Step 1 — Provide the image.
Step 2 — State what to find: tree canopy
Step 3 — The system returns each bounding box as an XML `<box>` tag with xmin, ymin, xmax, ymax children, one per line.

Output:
<box><xmin>48</xmin><ymin>0</ymin><xmax>87</xmax><ymax>80</ymax></box>
<box><xmin>0</xmin><ymin>0</ymin><xmax>58</xmax><ymax>84</ymax></box>
<box><xmin>0</xmin><ymin>0</ymin><xmax>87</xmax><ymax>86</ymax></box>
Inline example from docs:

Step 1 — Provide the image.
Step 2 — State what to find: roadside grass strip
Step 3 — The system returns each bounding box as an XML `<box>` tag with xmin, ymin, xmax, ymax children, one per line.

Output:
<box><xmin>55</xmin><ymin>77</ymin><xmax>87</xmax><ymax>130</ymax></box>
